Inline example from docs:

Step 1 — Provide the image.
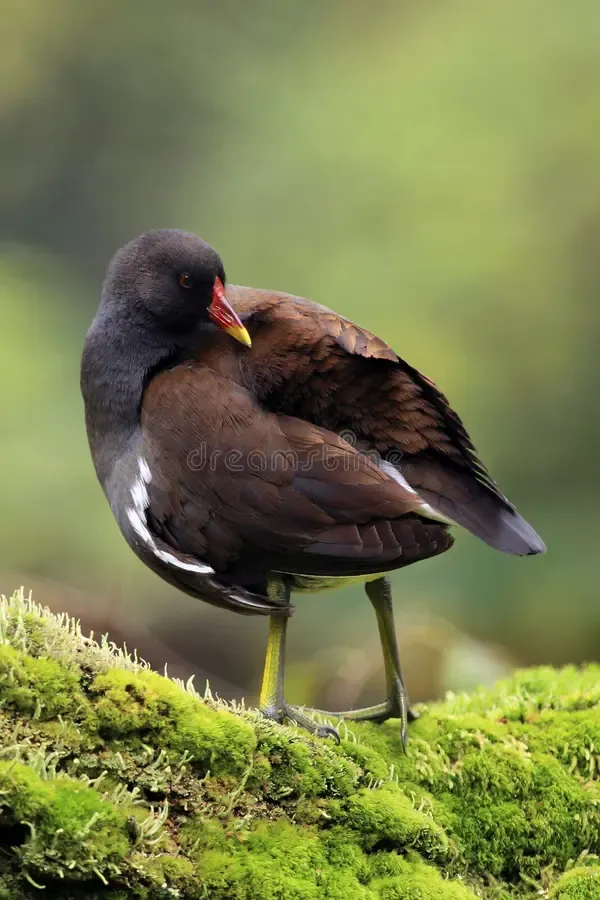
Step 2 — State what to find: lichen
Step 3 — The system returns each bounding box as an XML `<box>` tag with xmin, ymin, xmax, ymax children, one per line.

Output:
<box><xmin>0</xmin><ymin>588</ymin><xmax>598</xmax><ymax>898</ymax></box>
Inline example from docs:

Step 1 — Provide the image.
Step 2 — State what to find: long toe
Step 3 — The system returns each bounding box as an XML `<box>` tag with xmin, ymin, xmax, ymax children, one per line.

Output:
<box><xmin>260</xmin><ymin>704</ymin><xmax>340</xmax><ymax>742</ymax></box>
<box><xmin>285</xmin><ymin>705</ymin><xmax>341</xmax><ymax>743</ymax></box>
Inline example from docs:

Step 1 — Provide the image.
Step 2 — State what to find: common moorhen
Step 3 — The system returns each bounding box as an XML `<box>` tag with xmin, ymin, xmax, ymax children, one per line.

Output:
<box><xmin>81</xmin><ymin>230</ymin><xmax>545</xmax><ymax>744</ymax></box>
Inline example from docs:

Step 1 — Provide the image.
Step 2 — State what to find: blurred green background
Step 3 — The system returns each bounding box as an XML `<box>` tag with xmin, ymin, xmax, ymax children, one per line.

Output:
<box><xmin>1</xmin><ymin>0</ymin><xmax>598</xmax><ymax>711</ymax></box>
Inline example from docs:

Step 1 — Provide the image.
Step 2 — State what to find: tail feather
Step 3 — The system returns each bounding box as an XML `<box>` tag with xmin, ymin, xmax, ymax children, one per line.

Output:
<box><xmin>400</xmin><ymin>460</ymin><xmax>546</xmax><ymax>556</ymax></box>
<box><xmin>487</xmin><ymin>507</ymin><xmax>546</xmax><ymax>556</ymax></box>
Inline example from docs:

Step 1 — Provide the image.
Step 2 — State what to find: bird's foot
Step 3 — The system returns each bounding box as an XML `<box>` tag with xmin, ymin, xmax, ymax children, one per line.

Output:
<box><xmin>261</xmin><ymin>703</ymin><xmax>340</xmax><ymax>743</ymax></box>
<box><xmin>311</xmin><ymin>677</ymin><xmax>418</xmax><ymax>750</ymax></box>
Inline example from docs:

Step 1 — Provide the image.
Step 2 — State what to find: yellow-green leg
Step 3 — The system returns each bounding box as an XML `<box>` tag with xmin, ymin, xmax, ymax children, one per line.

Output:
<box><xmin>310</xmin><ymin>577</ymin><xmax>417</xmax><ymax>748</ymax></box>
<box><xmin>259</xmin><ymin>576</ymin><xmax>339</xmax><ymax>742</ymax></box>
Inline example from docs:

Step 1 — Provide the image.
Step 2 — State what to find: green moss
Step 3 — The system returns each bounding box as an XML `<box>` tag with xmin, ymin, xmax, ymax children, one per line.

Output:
<box><xmin>336</xmin><ymin>739</ymin><xmax>392</xmax><ymax>783</ymax></box>
<box><xmin>0</xmin><ymin>644</ymin><xmax>85</xmax><ymax>719</ymax></box>
<box><xmin>333</xmin><ymin>784</ymin><xmax>449</xmax><ymax>859</ymax></box>
<box><xmin>89</xmin><ymin>666</ymin><xmax>256</xmax><ymax>776</ymax></box>
<box><xmin>370</xmin><ymin>855</ymin><xmax>477</xmax><ymax>900</ymax></box>
<box><xmin>0</xmin><ymin>759</ymin><xmax>130</xmax><ymax>883</ymax></box>
<box><xmin>194</xmin><ymin>821</ymin><xmax>470</xmax><ymax>900</ymax></box>
<box><xmin>251</xmin><ymin>715</ymin><xmax>361</xmax><ymax>799</ymax></box>
<box><xmin>550</xmin><ymin>867</ymin><xmax>600</xmax><ymax>899</ymax></box>
<box><xmin>0</xmin><ymin>588</ymin><xmax>600</xmax><ymax>898</ymax></box>
<box><xmin>442</xmin><ymin>665</ymin><xmax>600</xmax><ymax>721</ymax></box>
<box><xmin>196</xmin><ymin>821</ymin><xmax>377</xmax><ymax>900</ymax></box>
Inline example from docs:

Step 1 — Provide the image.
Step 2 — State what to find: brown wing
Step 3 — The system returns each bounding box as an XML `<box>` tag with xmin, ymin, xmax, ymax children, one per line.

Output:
<box><xmin>138</xmin><ymin>363</ymin><xmax>452</xmax><ymax>604</ymax></box>
<box><xmin>228</xmin><ymin>286</ymin><xmax>545</xmax><ymax>556</ymax></box>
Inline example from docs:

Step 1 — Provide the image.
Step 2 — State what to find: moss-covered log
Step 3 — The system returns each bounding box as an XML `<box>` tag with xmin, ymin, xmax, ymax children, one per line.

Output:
<box><xmin>0</xmin><ymin>589</ymin><xmax>598</xmax><ymax>899</ymax></box>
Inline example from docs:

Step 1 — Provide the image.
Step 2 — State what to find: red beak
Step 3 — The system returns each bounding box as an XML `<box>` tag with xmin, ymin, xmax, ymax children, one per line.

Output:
<box><xmin>208</xmin><ymin>278</ymin><xmax>252</xmax><ymax>347</ymax></box>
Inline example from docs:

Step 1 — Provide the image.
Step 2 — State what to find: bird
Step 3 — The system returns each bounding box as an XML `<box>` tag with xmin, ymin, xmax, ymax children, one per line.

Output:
<box><xmin>81</xmin><ymin>229</ymin><xmax>545</xmax><ymax>745</ymax></box>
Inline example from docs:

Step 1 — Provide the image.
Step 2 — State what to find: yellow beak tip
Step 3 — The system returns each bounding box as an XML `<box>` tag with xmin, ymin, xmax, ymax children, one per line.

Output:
<box><xmin>224</xmin><ymin>324</ymin><xmax>252</xmax><ymax>348</ymax></box>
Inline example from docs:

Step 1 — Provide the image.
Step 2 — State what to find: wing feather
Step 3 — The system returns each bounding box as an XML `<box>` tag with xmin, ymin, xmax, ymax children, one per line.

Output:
<box><xmin>228</xmin><ymin>286</ymin><xmax>545</xmax><ymax>556</ymax></box>
<box><xmin>138</xmin><ymin>363</ymin><xmax>452</xmax><ymax>599</ymax></box>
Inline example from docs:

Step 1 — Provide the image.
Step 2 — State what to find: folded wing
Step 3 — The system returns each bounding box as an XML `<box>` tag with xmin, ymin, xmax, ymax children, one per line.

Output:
<box><xmin>229</xmin><ymin>286</ymin><xmax>546</xmax><ymax>556</ymax></box>
<box><xmin>137</xmin><ymin>363</ymin><xmax>453</xmax><ymax>602</ymax></box>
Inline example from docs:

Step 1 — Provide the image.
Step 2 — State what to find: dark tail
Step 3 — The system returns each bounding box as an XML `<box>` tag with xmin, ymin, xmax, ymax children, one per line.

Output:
<box><xmin>402</xmin><ymin>459</ymin><xmax>546</xmax><ymax>556</ymax></box>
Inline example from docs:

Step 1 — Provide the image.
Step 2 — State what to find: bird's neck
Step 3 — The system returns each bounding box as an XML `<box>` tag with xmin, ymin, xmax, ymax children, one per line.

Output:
<box><xmin>80</xmin><ymin>307</ymin><xmax>177</xmax><ymax>486</ymax></box>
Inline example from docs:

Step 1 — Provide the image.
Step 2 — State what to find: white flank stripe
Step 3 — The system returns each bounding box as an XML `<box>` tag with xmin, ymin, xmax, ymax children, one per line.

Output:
<box><xmin>127</xmin><ymin>457</ymin><xmax>213</xmax><ymax>575</ymax></box>
<box><xmin>379</xmin><ymin>461</ymin><xmax>455</xmax><ymax>525</ymax></box>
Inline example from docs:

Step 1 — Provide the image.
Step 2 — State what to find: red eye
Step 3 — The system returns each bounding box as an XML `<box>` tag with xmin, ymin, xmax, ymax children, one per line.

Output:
<box><xmin>179</xmin><ymin>273</ymin><xmax>193</xmax><ymax>288</ymax></box>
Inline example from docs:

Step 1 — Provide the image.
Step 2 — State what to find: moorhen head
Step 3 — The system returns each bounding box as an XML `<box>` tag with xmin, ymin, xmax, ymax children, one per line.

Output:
<box><xmin>82</xmin><ymin>229</ymin><xmax>545</xmax><ymax>745</ymax></box>
<box><xmin>97</xmin><ymin>228</ymin><xmax>250</xmax><ymax>347</ymax></box>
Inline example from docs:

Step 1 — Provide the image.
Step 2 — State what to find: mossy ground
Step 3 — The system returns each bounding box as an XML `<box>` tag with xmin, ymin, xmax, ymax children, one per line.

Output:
<box><xmin>0</xmin><ymin>590</ymin><xmax>598</xmax><ymax>899</ymax></box>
